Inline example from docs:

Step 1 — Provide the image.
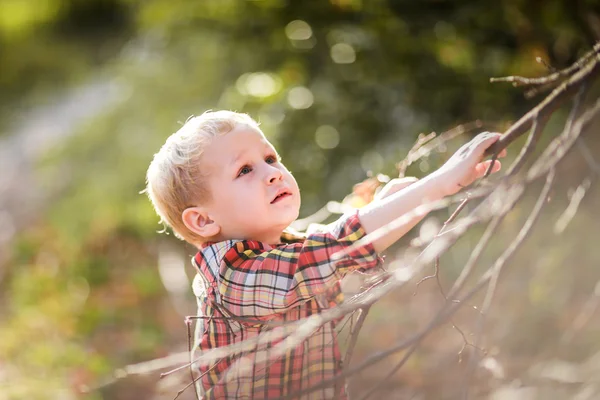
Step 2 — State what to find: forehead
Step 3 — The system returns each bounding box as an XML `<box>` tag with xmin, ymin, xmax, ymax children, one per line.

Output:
<box><xmin>200</xmin><ymin>125</ymin><xmax>274</xmax><ymax>169</ymax></box>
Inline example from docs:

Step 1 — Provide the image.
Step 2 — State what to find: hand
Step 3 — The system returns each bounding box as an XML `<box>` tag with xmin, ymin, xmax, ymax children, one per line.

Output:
<box><xmin>435</xmin><ymin>132</ymin><xmax>506</xmax><ymax>196</ymax></box>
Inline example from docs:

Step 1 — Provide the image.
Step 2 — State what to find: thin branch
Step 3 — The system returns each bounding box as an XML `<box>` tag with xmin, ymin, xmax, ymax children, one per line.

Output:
<box><xmin>344</xmin><ymin>306</ymin><xmax>370</xmax><ymax>368</ymax></box>
<box><xmin>330</xmin><ymin>185</ymin><xmax>494</xmax><ymax>264</ymax></box>
<box><xmin>173</xmin><ymin>363</ymin><xmax>220</xmax><ymax>400</ymax></box>
<box><xmin>396</xmin><ymin>131</ymin><xmax>437</xmax><ymax>177</ymax></box>
<box><xmin>292</xmin><ymin>121</ymin><xmax>484</xmax><ymax>231</ymax></box>
<box><xmin>187</xmin><ymin>317</ymin><xmax>201</xmax><ymax>400</ymax></box>
<box><xmin>454</xmin><ymin>323</ymin><xmax>486</xmax><ymax>364</ymax></box>
<box><xmin>485</xmin><ymin>46</ymin><xmax>600</xmax><ymax>157</ymax></box>
<box><xmin>554</xmin><ymin>177</ymin><xmax>592</xmax><ymax>234</ymax></box>
<box><xmin>489</xmin><ymin>42</ymin><xmax>600</xmax><ymax>88</ymax></box>
<box><xmin>341</xmin><ymin>306</ymin><xmax>371</xmax><ymax>400</ymax></box>
<box><xmin>504</xmin><ymin>115</ymin><xmax>546</xmax><ymax>176</ymax></box>
<box><xmin>445</xmin><ymin>184</ymin><xmax>523</xmax><ymax>302</ymax></box>
<box><xmin>462</xmin><ymin>168</ymin><xmax>555</xmax><ymax>399</ymax></box>
<box><xmin>526</xmin><ymin>97</ymin><xmax>600</xmax><ymax>182</ymax></box>
<box><xmin>112</xmin><ymin>99</ymin><xmax>599</xmax><ymax>393</ymax></box>
<box><xmin>449</xmin><ymin>89</ymin><xmax>599</xmax><ymax>307</ymax></box>
<box><xmin>283</xmin><ymin>55</ymin><xmax>600</xmax><ymax>400</ymax></box>
<box><xmin>396</xmin><ymin>120</ymin><xmax>483</xmax><ymax>177</ymax></box>
<box><xmin>281</xmin><ymin>91</ymin><xmax>600</xmax><ymax>399</ymax></box>
<box><xmin>154</xmin><ymin>46</ymin><xmax>600</xmax><ymax>399</ymax></box>
<box><xmin>279</xmin><ymin>184</ymin><xmax>530</xmax><ymax>399</ymax></box>
<box><xmin>338</xmin><ymin>58</ymin><xmax>600</xmax><ymax>265</ymax></box>
<box><xmin>92</xmin><ymin>43</ymin><xmax>600</xmax><ymax>400</ymax></box>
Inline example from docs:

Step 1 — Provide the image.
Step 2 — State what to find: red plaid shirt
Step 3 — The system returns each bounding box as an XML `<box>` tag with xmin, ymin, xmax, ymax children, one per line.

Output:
<box><xmin>191</xmin><ymin>211</ymin><xmax>382</xmax><ymax>399</ymax></box>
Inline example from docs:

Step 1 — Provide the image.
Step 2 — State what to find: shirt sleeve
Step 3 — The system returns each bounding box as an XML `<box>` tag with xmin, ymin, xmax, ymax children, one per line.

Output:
<box><xmin>216</xmin><ymin>211</ymin><xmax>382</xmax><ymax>317</ymax></box>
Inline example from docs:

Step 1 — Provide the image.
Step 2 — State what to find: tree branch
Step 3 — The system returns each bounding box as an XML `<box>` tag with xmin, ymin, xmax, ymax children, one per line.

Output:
<box><xmin>485</xmin><ymin>46</ymin><xmax>600</xmax><ymax>156</ymax></box>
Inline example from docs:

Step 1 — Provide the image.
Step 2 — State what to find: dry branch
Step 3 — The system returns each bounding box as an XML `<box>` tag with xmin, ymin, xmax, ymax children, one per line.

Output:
<box><xmin>485</xmin><ymin>46</ymin><xmax>600</xmax><ymax>156</ymax></box>
<box><xmin>490</xmin><ymin>43</ymin><xmax>600</xmax><ymax>97</ymax></box>
<box><xmin>97</xmin><ymin>43</ymin><xmax>600</xmax><ymax>400</ymax></box>
<box><xmin>462</xmin><ymin>169</ymin><xmax>556</xmax><ymax>398</ymax></box>
<box><xmin>175</xmin><ymin>94</ymin><xmax>600</xmax><ymax>398</ymax></box>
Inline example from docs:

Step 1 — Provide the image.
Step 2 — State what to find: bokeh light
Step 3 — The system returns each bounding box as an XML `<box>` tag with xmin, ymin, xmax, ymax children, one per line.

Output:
<box><xmin>1</xmin><ymin>2</ymin><xmax>598</xmax><ymax>400</ymax></box>
<box><xmin>315</xmin><ymin>125</ymin><xmax>340</xmax><ymax>149</ymax></box>
<box><xmin>287</xmin><ymin>86</ymin><xmax>314</xmax><ymax>109</ymax></box>
<box><xmin>330</xmin><ymin>43</ymin><xmax>356</xmax><ymax>64</ymax></box>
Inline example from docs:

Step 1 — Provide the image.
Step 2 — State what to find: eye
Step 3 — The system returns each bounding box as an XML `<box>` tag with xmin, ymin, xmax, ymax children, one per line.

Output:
<box><xmin>265</xmin><ymin>154</ymin><xmax>279</xmax><ymax>164</ymax></box>
<box><xmin>237</xmin><ymin>165</ymin><xmax>252</xmax><ymax>177</ymax></box>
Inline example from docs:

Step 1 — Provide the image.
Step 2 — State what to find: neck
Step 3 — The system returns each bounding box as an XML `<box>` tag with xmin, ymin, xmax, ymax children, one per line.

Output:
<box><xmin>248</xmin><ymin>230</ymin><xmax>284</xmax><ymax>245</ymax></box>
<box><xmin>210</xmin><ymin>229</ymin><xmax>285</xmax><ymax>246</ymax></box>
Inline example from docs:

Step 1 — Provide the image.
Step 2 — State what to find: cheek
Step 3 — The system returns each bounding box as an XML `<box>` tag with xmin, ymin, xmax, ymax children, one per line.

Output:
<box><xmin>211</xmin><ymin>186</ymin><xmax>243</xmax><ymax>215</ymax></box>
<box><xmin>227</xmin><ymin>183</ymin><xmax>264</xmax><ymax>210</ymax></box>
<box><xmin>283</xmin><ymin>169</ymin><xmax>299</xmax><ymax>188</ymax></box>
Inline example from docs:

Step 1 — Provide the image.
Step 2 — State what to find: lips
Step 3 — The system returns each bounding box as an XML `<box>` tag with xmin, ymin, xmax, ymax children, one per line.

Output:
<box><xmin>271</xmin><ymin>189</ymin><xmax>292</xmax><ymax>204</ymax></box>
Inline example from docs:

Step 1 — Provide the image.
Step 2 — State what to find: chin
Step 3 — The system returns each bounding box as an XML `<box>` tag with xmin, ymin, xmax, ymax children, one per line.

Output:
<box><xmin>289</xmin><ymin>207</ymin><xmax>301</xmax><ymax>223</ymax></box>
<box><xmin>279</xmin><ymin>213</ymin><xmax>299</xmax><ymax>231</ymax></box>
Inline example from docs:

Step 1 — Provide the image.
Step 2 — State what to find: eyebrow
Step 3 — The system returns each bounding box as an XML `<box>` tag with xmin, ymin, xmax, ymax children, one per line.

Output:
<box><xmin>229</xmin><ymin>143</ymin><xmax>276</xmax><ymax>167</ymax></box>
<box><xmin>230</xmin><ymin>148</ymin><xmax>248</xmax><ymax>167</ymax></box>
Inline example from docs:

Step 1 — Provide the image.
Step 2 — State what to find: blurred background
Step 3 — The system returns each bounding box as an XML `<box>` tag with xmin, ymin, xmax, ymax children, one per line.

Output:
<box><xmin>1</xmin><ymin>0</ymin><xmax>600</xmax><ymax>399</ymax></box>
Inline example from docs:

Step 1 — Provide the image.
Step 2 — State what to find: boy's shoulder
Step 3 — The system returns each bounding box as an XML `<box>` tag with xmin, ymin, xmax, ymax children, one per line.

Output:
<box><xmin>197</xmin><ymin>239</ymin><xmax>242</xmax><ymax>269</ymax></box>
<box><xmin>191</xmin><ymin>233</ymin><xmax>306</xmax><ymax>299</ymax></box>
<box><xmin>194</xmin><ymin>230</ymin><xmax>307</xmax><ymax>270</ymax></box>
<box><xmin>192</xmin><ymin>239</ymin><xmax>241</xmax><ymax>299</ymax></box>
<box><xmin>194</xmin><ymin>212</ymin><xmax>363</xmax><ymax>273</ymax></box>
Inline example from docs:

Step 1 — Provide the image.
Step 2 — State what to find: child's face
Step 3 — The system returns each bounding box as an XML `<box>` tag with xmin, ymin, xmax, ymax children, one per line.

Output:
<box><xmin>200</xmin><ymin>125</ymin><xmax>301</xmax><ymax>243</ymax></box>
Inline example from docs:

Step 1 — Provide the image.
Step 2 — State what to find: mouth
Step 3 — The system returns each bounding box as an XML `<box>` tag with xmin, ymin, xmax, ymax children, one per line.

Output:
<box><xmin>271</xmin><ymin>190</ymin><xmax>292</xmax><ymax>204</ymax></box>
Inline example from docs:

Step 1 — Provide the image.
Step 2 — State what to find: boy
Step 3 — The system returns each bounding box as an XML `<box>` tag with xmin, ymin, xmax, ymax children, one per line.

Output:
<box><xmin>145</xmin><ymin>110</ymin><xmax>503</xmax><ymax>399</ymax></box>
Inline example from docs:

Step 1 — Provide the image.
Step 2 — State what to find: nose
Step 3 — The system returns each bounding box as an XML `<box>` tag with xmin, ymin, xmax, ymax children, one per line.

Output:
<box><xmin>266</xmin><ymin>165</ymin><xmax>283</xmax><ymax>184</ymax></box>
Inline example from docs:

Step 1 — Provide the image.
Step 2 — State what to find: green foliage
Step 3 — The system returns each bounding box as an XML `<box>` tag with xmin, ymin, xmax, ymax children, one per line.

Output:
<box><xmin>1</xmin><ymin>0</ymin><xmax>598</xmax><ymax>399</ymax></box>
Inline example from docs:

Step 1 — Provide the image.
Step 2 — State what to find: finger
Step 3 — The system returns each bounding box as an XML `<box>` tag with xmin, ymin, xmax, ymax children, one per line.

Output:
<box><xmin>498</xmin><ymin>148</ymin><xmax>507</xmax><ymax>158</ymax></box>
<box><xmin>473</xmin><ymin>132</ymin><xmax>501</xmax><ymax>150</ymax></box>
<box><xmin>475</xmin><ymin>159</ymin><xmax>502</xmax><ymax>177</ymax></box>
<box><xmin>460</xmin><ymin>132</ymin><xmax>501</xmax><ymax>160</ymax></box>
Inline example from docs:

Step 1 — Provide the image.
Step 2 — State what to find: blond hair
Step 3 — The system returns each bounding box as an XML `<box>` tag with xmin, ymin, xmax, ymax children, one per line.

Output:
<box><xmin>145</xmin><ymin>110</ymin><xmax>260</xmax><ymax>245</ymax></box>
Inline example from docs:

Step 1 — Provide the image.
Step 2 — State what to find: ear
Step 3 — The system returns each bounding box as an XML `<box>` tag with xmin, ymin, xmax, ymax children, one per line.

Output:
<box><xmin>182</xmin><ymin>207</ymin><xmax>221</xmax><ymax>239</ymax></box>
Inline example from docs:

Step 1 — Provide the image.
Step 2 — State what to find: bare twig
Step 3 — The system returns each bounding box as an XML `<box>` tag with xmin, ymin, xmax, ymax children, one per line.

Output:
<box><xmin>187</xmin><ymin>317</ymin><xmax>201</xmax><ymax>400</ymax></box>
<box><xmin>106</xmin><ymin>96</ymin><xmax>599</xmax><ymax>396</ymax></box>
<box><xmin>279</xmin><ymin>186</ymin><xmax>529</xmax><ymax>399</ymax></box>
<box><xmin>413</xmin><ymin>195</ymin><xmax>472</xmax><ymax>295</ymax></box>
<box><xmin>462</xmin><ymin>169</ymin><xmax>556</xmax><ymax>399</ymax></box>
<box><xmin>504</xmin><ymin>115</ymin><xmax>546</xmax><ymax>176</ymax></box>
<box><xmin>485</xmin><ymin>47</ymin><xmax>600</xmax><ymax>157</ymax></box>
<box><xmin>292</xmin><ymin>121</ymin><xmax>484</xmax><ymax>231</ymax></box>
<box><xmin>526</xmin><ymin>97</ymin><xmax>600</xmax><ymax>181</ymax></box>
<box><xmin>396</xmin><ymin>120</ymin><xmax>483</xmax><ymax>177</ymax></box>
<box><xmin>554</xmin><ymin>177</ymin><xmax>592</xmax><ymax>234</ymax></box>
<box><xmin>281</xmin><ymin>86</ymin><xmax>600</xmax><ymax>400</ymax></box>
<box><xmin>92</xmin><ymin>42</ymin><xmax>600</xmax><ymax>400</ymax></box>
<box><xmin>490</xmin><ymin>42</ymin><xmax>600</xmax><ymax>89</ymax></box>
<box><xmin>344</xmin><ymin>306</ymin><xmax>370</xmax><ymax>369</ymax></box>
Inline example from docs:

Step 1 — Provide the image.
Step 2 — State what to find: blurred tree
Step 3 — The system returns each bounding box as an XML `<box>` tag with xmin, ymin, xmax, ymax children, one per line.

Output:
<box><xmin>1</xmin><ymin>0</ymin><xmax>599</xmax><ymax>399</ymax></box>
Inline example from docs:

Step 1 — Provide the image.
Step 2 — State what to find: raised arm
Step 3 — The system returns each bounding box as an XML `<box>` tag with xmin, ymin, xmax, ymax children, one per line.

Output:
<box><xmin>358</xmin><ymin>132</ymin><xmax>504</xmax><ymax>253</ymax></box>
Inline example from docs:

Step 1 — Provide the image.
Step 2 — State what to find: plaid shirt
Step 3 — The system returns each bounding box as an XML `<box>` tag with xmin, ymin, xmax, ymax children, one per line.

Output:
<box><xmin>191</xmin><ymin>211</ymin><xmax>382</xmax><ymax>399</ymax></box>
